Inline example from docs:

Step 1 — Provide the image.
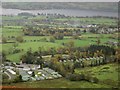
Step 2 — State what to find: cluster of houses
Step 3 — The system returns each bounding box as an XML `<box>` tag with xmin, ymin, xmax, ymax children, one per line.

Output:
<box><xmin>105</xmin><ymin>40</ymin><xmax>118</xmax><ymax>47</ymax></box>
<box><xmin>59</xmin><ymin>56</ymin><xmax>105</xmax><ymax>66</ymax></box>
<box><xmin>1</xmin><ymin>62</ymin><xmax>62</xmax><ymax>82</ymax></box>
<box><xmin>97</xmin><ymin>28</ymin><xmax>118</xmax><ymax>34</ymax></box>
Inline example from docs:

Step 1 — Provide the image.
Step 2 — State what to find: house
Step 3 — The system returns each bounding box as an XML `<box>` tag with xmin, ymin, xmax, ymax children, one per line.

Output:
<box><xmin>37</xmin><ymin>65</ymin><xmax>41</xmax><ymax>69</ymax></box>
<box><xmin>27</xmin><ymin>71</ymin><xmax>33</xmax><ymax>75</ymax></box>
<box><xmin>23</xmin><ymin>67</ymin><xmax>30</xmax><ymax>71</ymax></box>
<box><xmin>86</xmin><ymin>58</ymin><xmax>90</xmax><ymax>60</ymax></box>
<box><xmin>76</xmin><ymin>59</ymin><xmax>79</xmax><ymax>62</ymax></box>
<box><xmin>5</xmin><ymin>66</ymin><xmax>14</xmax><ymax>69</ymax></box>
<box><xmin>87</xmin><ymin>24</ymin><xmax>97</xmax><ymax>28</ymax></box>
<box><xmin>7</xmin><ymin>69</ymin><xmax>16</xmax><ymax>75</ymax></box>
<box><xmin>22</xmin><ymin>76</ymin><xmax>30</xmax><ymax>81</ymax></box>
<box><xmin>62</xmin><ymin>55</ymin><xmax>69</xmax><ymax>59</ymax></box>
<box><xmin>19</xmin><ymin>70</ymin><xmax>30</xmax><ymax>81</ymax></box>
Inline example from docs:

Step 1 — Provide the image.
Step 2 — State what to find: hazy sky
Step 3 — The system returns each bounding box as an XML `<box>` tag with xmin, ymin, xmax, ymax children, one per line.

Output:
<box><xmin>1</xmin><ymin>0</ymin><xmax>119</xmax><ymax>2</ymax></box>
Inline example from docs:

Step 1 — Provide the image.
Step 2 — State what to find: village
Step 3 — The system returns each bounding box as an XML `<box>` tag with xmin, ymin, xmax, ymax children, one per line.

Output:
<box><xmin>1</xmin><ymin>52</ymin><xmax>116</xmax><ymax>83</ymax></box>
<box><xmin>1</xmin><ymin>60</ymin><xmax>63</xmax><ymax>82</ymax></box>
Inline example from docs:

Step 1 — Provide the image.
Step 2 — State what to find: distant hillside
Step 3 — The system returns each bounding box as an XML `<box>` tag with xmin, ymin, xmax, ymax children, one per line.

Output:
<box><xmin>2</xmin><ymin>2</ymin><xmax>118</xmax><ymax>12</ymax></box>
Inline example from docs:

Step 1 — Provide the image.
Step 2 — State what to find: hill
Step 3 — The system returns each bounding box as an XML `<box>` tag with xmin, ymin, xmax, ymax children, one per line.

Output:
<box><xmin>2</xmin><ymin>2</ymin><xmax>118</xmax><ymax>12</ymax></box>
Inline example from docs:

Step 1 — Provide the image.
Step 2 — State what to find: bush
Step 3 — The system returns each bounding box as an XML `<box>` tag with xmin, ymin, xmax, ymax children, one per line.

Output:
<box><xmin>66</xmin><ymin>73</ymin><xmax>99</xmax><ymax>83</ymax></box>
<box><xmin>66</xmin><ymin>74</ymin><xmax>80</xmax><ymax>81</ymax></box>
<box><xmin>84</xmin><ymin>75</ymin><xmax>92</xmax><ymax>81</ymax></box>
<box><xmin>13</xmin><ymin>75</ymin><xmax>22</xmax><ymax>83</ymax></box>
<box><xmin>89</xmin><ymin>77</ymin><xmax>99</xmax><ymax>83</ymax></box>
<box><xmin>79</xmin><ymin>73</ymin><xmax>85</xmax><ymax>80</ymax></box>
<box><xmin>13</xmin><ymin>49</ymin><xmax>21</xmax><ymax>54</ymax></box>
<box><xmin>84</xmin><ymin>74</ymin><xmax>99</xmax><ymax>83</ymax></box>
<box><xmin>49</xmin><ymin>36</ymin><xmax>55</xmax><ymax>43</ymax></box>
<box><xmin>2</xmin><ymin>79</ymin><xmax>13</xmax><ymax>84</ymax></box>
<box><xmin>102</xmin><ymin>66</ymin><xmax>110</xmax><ymax>70</ymax></box>
<box><xmin>2</xmin><ymin>73</ymin><xmax>9</xmax><ymax>80</ymax></box>
<box><xmin>16</xmin><ymin>36</ymin><xmax>24</xmax><ymax>43</ymax></box>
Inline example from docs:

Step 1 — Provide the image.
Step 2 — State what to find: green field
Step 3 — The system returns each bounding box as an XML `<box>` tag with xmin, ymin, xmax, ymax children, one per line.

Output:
<box><xmin>6</xmin><ymin>78</ymin><xmax>110</xmax><ymax>88</ymax></box>
<box><xmin>56</xmin><ymin>17</ymin><xmax>117</xmax><ymax>25</ymax></box>
<box><xmin>1</xmin><ymin>15</ymin><xmax>118</xmax><ymax>63</ymax></box>
<box><xmin>3</xmin><ymin>15</ymin><xmax>117</xmax><ymax>26</ymax></box>
<box><xmin>1</xmin><ymin>25</ymin><xmax>118</xmax><ymax>63</ymax></box>
<box><xmin>75</xmin><ymin>63</ymin><xmax>119</xmax><ymax>87</ymax></box>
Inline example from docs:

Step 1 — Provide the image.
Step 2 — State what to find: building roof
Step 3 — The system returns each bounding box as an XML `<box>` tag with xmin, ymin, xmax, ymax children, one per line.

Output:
<box><xmin>7</xmin><ymin>69</ymin><xmax>16</xmax><ymax>75</ymax></box>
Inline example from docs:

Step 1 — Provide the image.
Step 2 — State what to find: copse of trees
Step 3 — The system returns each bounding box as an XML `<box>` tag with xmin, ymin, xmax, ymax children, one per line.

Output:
<box><xmin>20</xmin><ymin>44</ymin><xmax>116</xmax><ymax>67</ymax></box>
<box><xmin>20</xmin><ymin>48</ymin><xmax>44</xmax><ymax>68</ymax></box>
<box><xmin>87</xmin><ymin>45</ymin><xmax>115</xmax><ymax>56</ymax></box>
<box><xmin>2</xmin><ymin>74</ymin><xmax>22</xmax><ymax>84</ymax></box>
<box><xmin>53</xmin><ymin>32</ymin><xmax>64</xmax><ymax>40</ymax></box>
<box><xmin>16</xmin><ymin>36</ymin><xmax>24</xmax><ymax>43</ymax></box>
<box><xmin>49</xmin><ymin>36</ymin><xmax>55</xmax><ymax>43</ymax></box>
<box><xmin>18</xmin><ymin>12</ymin><xmax>34</xmax><ymax>17</ymax></box>
<box><xmin>2</xmin><ymin>52</ymin><xmax>6</xmax><ymax>63</ymax></box>
<box><xmin>66</xmin><ymin>73</ymin><xmax>99</xmax><ymax>83</ymax></box>
<box><xmin>23</xmin><ymin>26</ymin><xmax>81</xmax><ymax>37</ymax></box>
<box><xmin>2</xmin><ymin>36</ymin><xmax>7</xmax><ymax>43</ymax></box>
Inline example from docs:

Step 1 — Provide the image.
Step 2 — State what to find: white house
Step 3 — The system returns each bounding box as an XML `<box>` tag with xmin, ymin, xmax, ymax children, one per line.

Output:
<box><xmin>7</xmin><ymin>69</ymin><xmax>16</xmax><ymax>75</ymax></box>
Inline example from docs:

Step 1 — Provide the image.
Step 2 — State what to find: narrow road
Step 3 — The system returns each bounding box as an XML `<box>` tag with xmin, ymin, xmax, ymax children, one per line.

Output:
<box><xmin>4</xmin><ymin>72</ymin><xmax>11</xmax><ymax>80</ymax></box>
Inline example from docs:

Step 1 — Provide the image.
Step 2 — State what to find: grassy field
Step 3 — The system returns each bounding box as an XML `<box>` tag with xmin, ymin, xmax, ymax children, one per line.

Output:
<box><xmin>2</xmin><ymin>15</ymin><xmax>117</xmax><ymax>26</ymax></box>
<box><xmin>2</xmin><ymin>27</ymin><xmax>23</xmax><ymax>37</ymax></box>
<box><xmin>4</xmin><ymin>63</ymin><xmax>119</xmax><ymax>88</ymax></box>
<box><xmin>6</xmin><ymin>78</ymin><xmax>110</xmax><ymax>88</ymax></box>
<box><xmin>55</xmin><ymin>17</ymin><xmax>117</xmax><ymax>25</ymax></box>
<box><xmin>1</xmin><ymin>15</ymin><xmax>118</xmax><ymax>63</ymax></box>
<box><xmin>1</xmin><ymin>25</ymin><xmax>117</xmax><ymax>63</ymax></box>
<box><xmin>2</xmin><ymin>36</ymin><xmax>117</xmax><ymax>63</ymax></box>
<box><xmin>2</xmin><ymin>16</ymin><xmax>24</xmax><ymax>20</ymax></box>
<box><xmin>75</xmin><ymin>63</ymin><xmax>119</xmax><ymax>88</ymax></box>
<box><xmin>1</xmin><ymin>14</ymin><xmax>119</xmax><ymax>89</ymax></box>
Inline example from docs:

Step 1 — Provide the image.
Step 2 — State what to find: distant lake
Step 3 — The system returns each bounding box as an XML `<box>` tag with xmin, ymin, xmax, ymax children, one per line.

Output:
<box><xmin>1</xmin><ymin>8</ymin><xmax>118</xmax><ymax>17</ymax></box>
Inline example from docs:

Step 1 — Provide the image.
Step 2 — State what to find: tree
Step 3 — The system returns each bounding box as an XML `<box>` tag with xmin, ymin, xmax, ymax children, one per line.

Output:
<box><xmin>13</xmin><ymin>75</ymin><xmax>22</xmax><ymax>83</ymax></box>
<box><xmin>68</xmin><ymin>40</ymin><xmax>74</xmax><ymax>48</ymax></box>
<box><xmin>54</xmin><ymin>32</ymin><xmax>64</xmax><ymax>40</ymax></box>
<box><xmin>50</xmin><ymin>47</ymin><xmax>56</xmax><ymax>57</ymax></box>
<box><xmin>49</xmin><ymin>36</ymin><xmax>55</xmax><ymax>43</ymax></box>
<box><xmin>38</xmin><ymin>47</ymin><xmax>42</xmax><ymax>59</ymax></box>
<box><xmin>16</xmin><ymin>36</ymin><xmax>24</xmax><ymax>43</ymax></box>
<box><xmin>41</xmin><ymin>37</ymin><xmax>47</xmax><ymax>42</ymax></box>
<box><xmin>32</xmin><ymin>72</ymin><xmax>35</xmax><ymax>77</ymax></box>
<box><xmin>97</xmin><ymin>39</ymin><xmax>101</xmax><ymax>45</ymax></box>
<box><xmin>13</xmin><ymin>43</ymin><xmax>19</xmax><ymax>48</ymax></box>
<box><xmin>73</xmin><ymin>35</ymin><xmax>79</xmax><ymax>39</ymax></box>
<box><xmin>2</xmin><ymin>37</ymin><xmax>7</xmax><ymax>43</ymax></box>
<box><xmin>75</xmin><ymin>50</ymin><xmax>80</xmax><ymax>59</ymax></box>
<box><xmin>2</xmin><ymin>52</ymin><xmax>6</xmax><ymax>62</ymax></box>
<box><xmin>83</xmin><ymin>29</ymin><xmax>86</xmax><ymax>33</ymax></box>
<box><xmin>66</xmin><ymin>40</ymin><xmax>75</xmax><ymax>52</ymax></box>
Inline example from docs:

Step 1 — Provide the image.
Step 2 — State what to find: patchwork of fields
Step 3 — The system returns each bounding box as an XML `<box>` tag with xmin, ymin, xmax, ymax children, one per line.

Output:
<box><xmin>1</xmin><ymin>14</ymin><xmax>119</xmax><ymax>89</ymax></box>
<box><xmin>2</xmin><ymin>26</ymin><xmax>117</xmax><ymax>62</ymax></box>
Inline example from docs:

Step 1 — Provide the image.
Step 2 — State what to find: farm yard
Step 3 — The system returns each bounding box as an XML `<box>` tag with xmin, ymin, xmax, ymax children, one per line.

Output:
<box><xmin>1</xmin><ymin>4</ymin><xmax>119</xmax><ymax>89</ymax></box>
